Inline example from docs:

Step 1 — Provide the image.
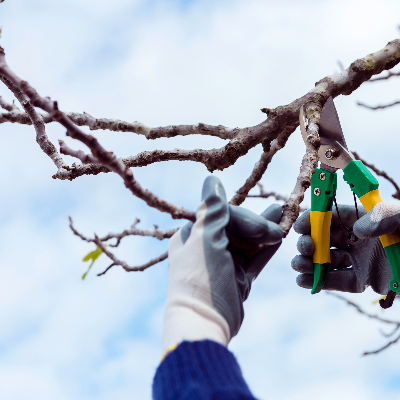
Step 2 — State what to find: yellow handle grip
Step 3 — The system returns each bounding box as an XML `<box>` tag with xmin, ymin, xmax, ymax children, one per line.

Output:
<box><xmin>310</xmin><ymin>211</ymin><xmax>332</xmax><ymax>264</ymax></box>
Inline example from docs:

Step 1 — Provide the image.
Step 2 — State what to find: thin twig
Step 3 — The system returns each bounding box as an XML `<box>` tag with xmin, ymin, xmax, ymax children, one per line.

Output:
<box><xmin>229</xmin><ymin>126</ymin><xmax>293</xmax><ymax>206</ymax></box>
<box><xmin>69</xmin><ymin>217</ymin><xmax>92</xmax><ymax>243</ymax></box>
<box><xmin>94</xmin><ymin>235</ymin><xmax>167</xmax><ymax>273</ymax></box>
<box><xmin>327</xmin><ymin>292</ymin><xmax>400</xmax><ymax>356</ymax></box>
<box><xmin>357</xmin><ymin>100</ymin><xmax>400</xmax><ymax>110</ymax></box>
<box><xmin>0</xmin><ymin>75</ymin><xmax>67</xmax><ymax>170</ymax></box>
<box><xmin>247</xmin><ymin>183</ymin><xmax>307</xmax><ymax>212</ymax></box>
<box><xmin>69</xmin><ymin>216</ymin><xmax>178</xmax><ymax>245</ymax></box>
<box><xmin>352</xmin><ymin>151</ymin><xmax>400</xmax><ymax>200</ymax></box>
<box><xmin>327</xmin><ymin>292</ymin><xmax>400</xmax><ymax>325</ymax></box>
<box><xmin>102</xmin><ymin>226</ymin><xmax>178</xmax><ymax>247</ymax></box>
<box><xmin>59</xmin><ymin>140</ymin><xmax>101</xmax><ymax>164</ymax></box>
<box><xmin>0</xmin><ymin>95</ymin><xmax>20</xmax><ymax>112</ymax></box>
<box><xmin>368</xmin><ymin>70</ymin><xmax>400</xmax><ymax>82</ymax></box>
<box><xmin>363</xmin><ymin>332</ymin><xmax>400</xmax><ymax>356</ymax></box>
<box><xmin>379</xmin><ymin>324</ymin><xmax>400</xmax><ymax>338</ymax></box>
<box><xmin>97</xmin><ymin>263</ymin><xmax>116</xmax><ymax>277</ymax></box>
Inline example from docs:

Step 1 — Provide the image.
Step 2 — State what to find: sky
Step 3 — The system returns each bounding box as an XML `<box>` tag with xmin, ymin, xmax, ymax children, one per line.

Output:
<box><xmin>1</xmin><ymin>0</ymin><xmax>400</xmax><ymax>399</ymax></box>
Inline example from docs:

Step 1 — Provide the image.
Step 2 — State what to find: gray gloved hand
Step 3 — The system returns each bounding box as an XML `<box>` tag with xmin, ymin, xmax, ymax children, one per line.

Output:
<box><xmin>291</xmin><ymin>204</ymin><xmax>392</xmax><ymax>294</ymax></box>
<box><xmin>162</xmin><ymin>176</ymin><xmax>283</xmax><ymax>354</ymax></box>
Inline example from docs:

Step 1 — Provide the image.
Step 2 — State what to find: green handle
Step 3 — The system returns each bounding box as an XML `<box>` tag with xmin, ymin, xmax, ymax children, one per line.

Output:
<box><xmin>310</xmin><ymin>168</ymin><xmax>337</xmax><ymax>294</ymax></box>
<box><xmin>383</xmin><ymin>242</ymin><xmax>400</xmax><ymax>292</ymax></box>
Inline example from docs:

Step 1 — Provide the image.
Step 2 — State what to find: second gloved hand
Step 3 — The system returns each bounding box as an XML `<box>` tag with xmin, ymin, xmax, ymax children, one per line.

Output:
<box><xmin>291</xmin><ymin>204</ymin><xmax>393</xmax><ymax>294</ymax></box>
<box><xmin>162</xmin><ymin>176</ymin><xmax>283</xmax><ymax>354</ymax></box>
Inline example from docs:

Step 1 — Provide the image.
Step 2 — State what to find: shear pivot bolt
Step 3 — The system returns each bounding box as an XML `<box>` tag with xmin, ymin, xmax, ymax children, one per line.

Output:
<box><xmin>319</xmin><ymin>172</ymin><xmax>326</xmax><ymax>181</ymax></box>
<box><xmin>325</xmin><ymin>148</ymin><xmax>338</xmax><ymax>160</ymax></box>
<box><xmin>393</xmin><ymin>283</ymin><xmax>398</xmax><ymax>289</ymax></box>
<box><xmin>314</xmin><ymin>188</ymin><xmax>321</xmax><ymax>196</ymax></box>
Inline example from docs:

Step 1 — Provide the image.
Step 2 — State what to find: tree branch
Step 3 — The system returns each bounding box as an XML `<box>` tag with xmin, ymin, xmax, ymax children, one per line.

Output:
<box><xmin>229</xmin><ymin>126</ymin><xmax>294</xmax><ymax>206</ymax></box>
<box><xmin>362</xmin><ymin>332</ymin><xmax>400</xmax><ymax>356</ymax></box>
<box><xmin>327</xmin><ymin>292</ymin><xmax>400</xmax><ymax>325</ymax></box>
<box><xmin>0</xmin><ymin>40</ymin><xmax>395</xmax><ymax>183</ymax></box>
<box><xmin>327</xmin><ymin>292</ymin><xmax>400</xmax><ymax>356</ymax></box>
<box><xmin>0</xmin><ymin>75</ymin><xmax>67</xmax><ymax>170</ymax></box>
<box><xmin>0</xmin><ymin>48</ymin><xmax>196</xmax><ymax>221</ymax></box>
<box><xmin>94</xmin><ymin>235</ymin><xmax>168</xmax><ymax>274</ymax></box>
<box><xmin>368</xmin><ymin>70</ymin><xmax>400</xmax><ymax>82</ymax></box>
<box><xmin>357</xmin><ymin>100</ymin><xmax>400</xmax><ymax>110</ymax></box>
<box><xmin>100</xmin><ymin>219</ymin><xmax>178</xmax><ymax>247</ymax></box>
<box><xmin>59</xmin><ymin>140</ymin><xmax>101</xmax><ymax>164</ymax></box>
<box><xmin>246</xmin><ymin>183</ymin><xmax>308</xmax><ymax>212</ymax></box>
<box><xmin>69</xmin><ymin>216</ymin><xmax>178</xmax><ymax>246</ymax></box>
<box><xmin>0</xmin><ymin>109</ymin><xmax>239</xmax><ymax>140</ymax></box>
<box><xmin>69</xmin><ymin>216</ymin><xmax>171</xmax><ymax>274</ymax></box>
<box><xmin>51</xmin><ymin>113</ymin><xmax>240</xmax><ymax>140</ymax></box>
<box><xmin>279</xmin><ymin>105</ymin><xmax>321</xmax><ymax>236</ymax></box>
<box><xmin>352</xmin><ymin>151</ymin><xmax>400</xmax><ymax>199</ymax></box>
<box><xmin>1</xmin><ymin>39</ymin><xmax>399</xmax><ymax>230</ymax></box>
<box><xmin>0</xmin><ymin>95</ymin><xmax>20</xmax><ymax>112</ymax></box>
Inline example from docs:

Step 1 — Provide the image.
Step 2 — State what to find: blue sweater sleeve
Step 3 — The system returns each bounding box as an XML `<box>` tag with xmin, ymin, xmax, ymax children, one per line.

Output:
<box><xmin>152</xmin><ymin>340</ymin><xmax>258</xmax><ymax>400</ymax></box>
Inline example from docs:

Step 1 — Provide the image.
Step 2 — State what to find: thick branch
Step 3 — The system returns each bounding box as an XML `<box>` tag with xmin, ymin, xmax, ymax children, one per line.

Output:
<box><xmin>357</xmin><ymin>100</ymin><xmax>400</xmax><ymax>110</ymax></box>
<box><xmin>352</xmin><ymin>151</ymin><xmax>400</xmax><ymax>199</ymax></box>
<box><xmin>1</xmin><ymin>40</ymin><xmax>400</xmax><ymax>228</ymax></box>
<box><xmin>4</xmin><ymin>40</ymin><xmax>397</xmax><ymax>182</ymax></box>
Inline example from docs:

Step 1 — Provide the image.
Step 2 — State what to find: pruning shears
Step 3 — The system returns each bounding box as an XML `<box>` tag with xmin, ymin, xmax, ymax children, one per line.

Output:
<box><xmin>300</xmin><ymin>97</ymin><xmax>400</xmax><ymax>309</ymax></box>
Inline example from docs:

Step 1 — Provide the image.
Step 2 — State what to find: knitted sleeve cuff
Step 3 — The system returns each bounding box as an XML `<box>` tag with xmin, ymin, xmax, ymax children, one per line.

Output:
<box><xmin>152</xmin><ymin>340</ymin><xmax>258</xmax><ymax>400</ymax></box>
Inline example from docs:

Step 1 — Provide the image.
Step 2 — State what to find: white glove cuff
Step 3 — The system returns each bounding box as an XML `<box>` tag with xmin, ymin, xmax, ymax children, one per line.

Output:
<box><xmin>162</xmin><ymin>294</ymin><xmax>231</xmax><ymax>354</ymax></box>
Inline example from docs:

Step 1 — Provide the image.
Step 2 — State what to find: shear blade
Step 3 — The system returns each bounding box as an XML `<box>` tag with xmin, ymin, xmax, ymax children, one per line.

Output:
<box><xmin>319</xmin><ymin>97</ymin><xmax>348</xmax><ymax>150</ymax></box>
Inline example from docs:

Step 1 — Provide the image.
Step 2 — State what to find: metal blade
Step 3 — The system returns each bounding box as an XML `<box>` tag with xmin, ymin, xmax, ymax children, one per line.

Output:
<box><xmin>320</xmin><ymin>162</ymin><xmax>338</xmax><ymax>173</ymax></box>
<box><xmin>319</xmin><ymin>97</ymin><xmax>348</xmax><ymax>149</ymax></box>
<box><xmin>299</xmin><ymin>99</ymin><xmax>354</xmax><ymax>171</ymax></box>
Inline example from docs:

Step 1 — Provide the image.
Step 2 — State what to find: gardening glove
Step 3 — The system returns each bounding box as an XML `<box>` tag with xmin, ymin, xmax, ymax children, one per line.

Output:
<box><xmin>291</xmin><ymin>204</ymin><xmax>393</xmax><ymax>295</ymax></box>
<box><xmin>162</xmin><ymin>176</ymin><xmax>283</xmax><ymax>355</ymax></box>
